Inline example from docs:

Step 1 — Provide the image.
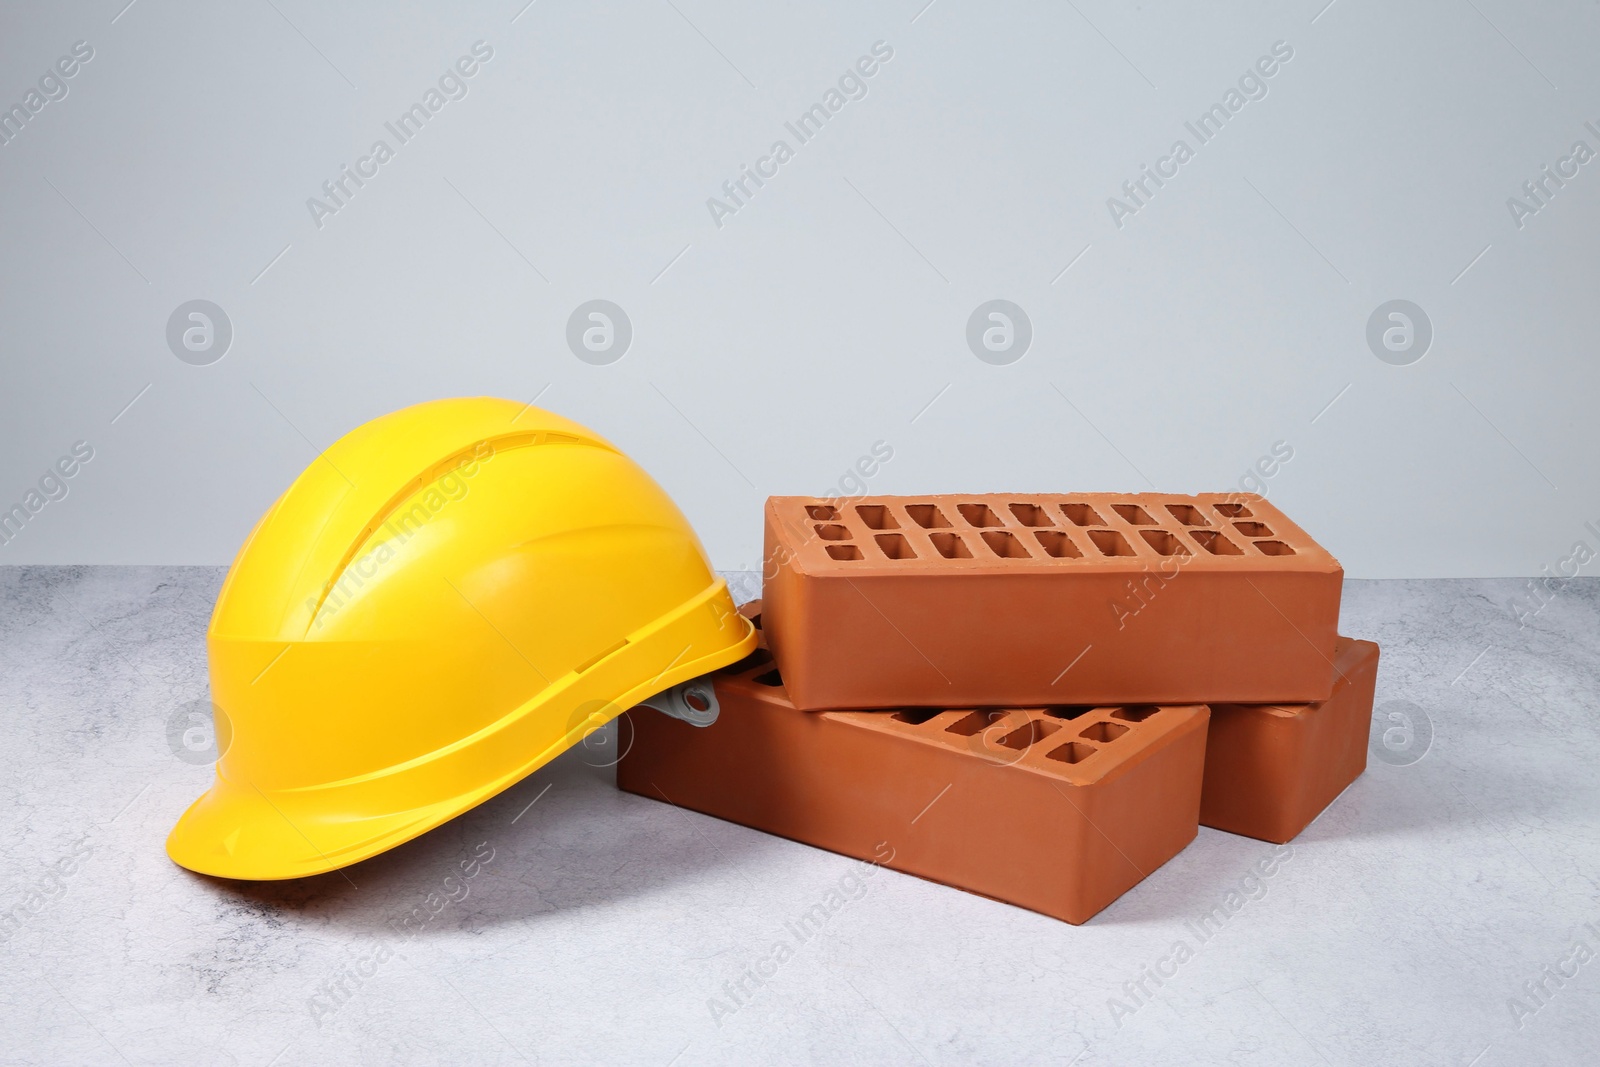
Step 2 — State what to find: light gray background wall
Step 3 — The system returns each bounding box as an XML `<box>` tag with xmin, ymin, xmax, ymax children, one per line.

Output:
<box><xmin>1</xmin><ymin>0</ymin><xmax>1596</xmax><ymax>577</ymax></box>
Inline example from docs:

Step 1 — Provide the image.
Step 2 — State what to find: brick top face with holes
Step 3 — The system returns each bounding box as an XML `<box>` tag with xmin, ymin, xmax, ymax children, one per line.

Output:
<box><xmin>763</xmin><ymin>493</ymin><xmax>1343</xmax><ymax>708</ymax></box>
<box><xmin>770</xmin><ymin>493</ymin><xmax>1338</xmax><ymax>574</ymax></box>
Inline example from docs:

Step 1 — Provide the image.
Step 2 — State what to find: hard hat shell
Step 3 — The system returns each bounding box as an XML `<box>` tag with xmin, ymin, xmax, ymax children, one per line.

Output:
<box><xmin>166</xmin><ymin>397</ymin><xmax>755</xmax><ymax>880</ymax></box>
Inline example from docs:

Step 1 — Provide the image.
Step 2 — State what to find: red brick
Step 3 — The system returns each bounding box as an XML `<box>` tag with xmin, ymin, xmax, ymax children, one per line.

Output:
<box><xmin>763</xmin><ymin>493</ymin><xmax>1342</xmax><ymax>709</ymax></box>
<box><xmin>617</xmin><ymin>644</ymin><xmax>1208</xmax><ymax>925</ymax></box>
<box><xmin>1200</xmin><ymin>638</ymin><xmax>1379</xmax><ymax>843</ymax></box>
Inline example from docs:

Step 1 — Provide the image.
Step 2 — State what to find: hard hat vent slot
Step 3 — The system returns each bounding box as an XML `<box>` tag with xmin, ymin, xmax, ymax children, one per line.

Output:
<box><xmin>576</xmin><ymin>638</ymin><xmax>629</xmax><ymax>673</ymax></box>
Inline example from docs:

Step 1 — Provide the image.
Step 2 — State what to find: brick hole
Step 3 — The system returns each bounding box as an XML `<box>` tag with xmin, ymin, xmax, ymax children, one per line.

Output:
<box><xmin>930</xmin><ymin>532</ymin><xmax>973</xmax><ymax>559</ymax></box>
<box><xmin>905</xmin><ymin>504</ymin><xmax>951</xmax><ymax>529</ymax></box>
<box><xmin>815</xmin><ymin>524</ymin><xmax>852</xmax><ymax>541</ymax></box>
<box><xmin>957</xmin><ymin>503</ymin><xmax>1004</xmax><ymax>528</ymax></box>
<box><xmin>1112</xmin><ymin>504</ymin><xmax>1156</xmax><ymax>525</ymax></box>
<box><xmin>1060</xmin><ymin>503</ymin><xmax>1105</xmax><ymax>526</ymax></box>
<box><xmin>981</xmin><ymin>530</ymin><xmax>1032</xmax><ymax>559</ymax></box>
<box><xmin>1234</xmin><ymin>521</ymin><xmax>1273</xmax><ymax>537</ymax></box>
<box><xmin>1190</xmin><ymin>530</ymin><xmax>1242</xmax><ymax>556</ymax></box>
<box><xmin>1079</xmin><ymin>721</ymin><xmax>1129</xmax><ymax>743</ymax></box>
<box><xmin>753</xmin><ymin>669</ymin><xmax>783</xmax><ymax>687</ymax></box>
<box><xmin>945</xmin><ymin>710</ymin><xmax>1008</xmax><ymax>736</ymax></box>
<box><xmin>1254</xmin><ymin>540</ymin><xmax>1297</xmax><ymax>556</ymax></box>
<box><xmin>1009</xmin><ymin>503</ymin><xmax>1055</xmax><ymax>527</ymax></box>
<box><xmin>1111</xmin><ymin>705</ymin><xmax>1160</xmax><ymax>723</ymax></box>
<box><xmin>1215</xmin><ymin>503</ymin><xmax>1252</xmax><ymax>518</ymax></box>
<box><xmin>826</xmin><ymin>544</ymin><xmax>863</xmax><ymax>560</ymax></box>
<box><xmin>1166</xmin><ymin>504</ymin><xmax>1210</xmax><ymax>527</ymax></box>
<box><xmin>1047</xmin><ymin>741</ymin><xmax>1096</xmax><ymax>765</ymax></box>
<box><xmin>998</xmin><ymin>719</ymin><xmax>1060</xmax><ymax>751</ymax></box>
<box><xmin>1034</xmin><ymin>530</ymin><xmax>1082</xmax><ymax>558</ymax></box>
<box><xmin>1139</xmin><ymin>530</ymin><xmax>1191</xmax><ymax>557</ymax></box>
<box><xmin>891</xmin><ymin>709</ymin><xmax>943</xmax><ymax>726</ymax></box>
<box><xmin>1044</xmin><ymin>706</ymin><xmax>1095</xmax><ymax>720</ymax></box>
<box><xmin>1087</xmin><ymin>529</ymin><xmax>1135</xmax><ymax>557</ymax></box>
<box><xmin>806</xmin><ymin>505</ymin><xmax>839</xmax><ymax>520</ymax></box>
<box><xmin>856</xmin><ymin>504</ymin><xmax>899</xmax><ymax>530</ymax></box>
<box><xmin>875</xmin><ymin>533</ymin><xmax>917</xmax><ymax>560</ymax></box>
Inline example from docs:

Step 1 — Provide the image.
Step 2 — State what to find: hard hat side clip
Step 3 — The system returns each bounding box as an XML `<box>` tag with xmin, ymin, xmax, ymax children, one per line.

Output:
<box><xmin>637</xmin><ymin>678</ymin><xmax>720</xmax><ymax>728</ymax></box>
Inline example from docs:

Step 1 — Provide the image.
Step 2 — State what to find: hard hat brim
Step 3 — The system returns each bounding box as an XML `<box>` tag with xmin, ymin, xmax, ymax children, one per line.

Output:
<box><xmin>165</xmin><ymin>772</ymin><xmax>441</xmax><ymax>881</ymax></box>
<box><xmin>167</xmin><ymin>604</ymin><xmax>757</xmax><ymax>880</ymax></box>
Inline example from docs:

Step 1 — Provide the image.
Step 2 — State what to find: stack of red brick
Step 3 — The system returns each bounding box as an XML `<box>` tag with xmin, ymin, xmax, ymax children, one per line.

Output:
<box><xmin>619</xmin><ymin>494</ymin><xmax>1378</xmax><ymax>924</ymax></box>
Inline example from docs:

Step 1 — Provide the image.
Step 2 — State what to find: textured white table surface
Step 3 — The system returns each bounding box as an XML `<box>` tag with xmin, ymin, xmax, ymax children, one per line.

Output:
<box><xmin>1</xmin><ymin>568</ymin><xmax>1595</xmax><ymax>1066</ymax></box>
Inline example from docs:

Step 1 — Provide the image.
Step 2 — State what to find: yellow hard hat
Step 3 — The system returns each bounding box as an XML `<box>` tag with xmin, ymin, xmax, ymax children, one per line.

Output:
<box><xmin>167</xmin><ymin>397</ymin><xmax>755</xmax><ymax>880</ymax></box>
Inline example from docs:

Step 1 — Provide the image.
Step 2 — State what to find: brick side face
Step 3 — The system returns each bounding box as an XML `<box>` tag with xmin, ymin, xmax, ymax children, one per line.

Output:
<box><xmin>617</xmin><ymin>650</ymin><xmax>1208</xmax><ymax>925</ymax></box>
<box><xmin>764</xmin><ymin>493</ymin><xmax>1343</xmax><ymax>709</ymax></box>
